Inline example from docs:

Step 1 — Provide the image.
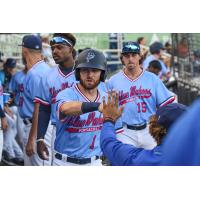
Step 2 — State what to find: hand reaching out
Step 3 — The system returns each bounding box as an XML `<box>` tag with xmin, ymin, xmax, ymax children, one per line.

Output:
<box><xmin>102</xmin><ymin>91</ymin><xmax>124</xmax><ymax>123</ymax></box>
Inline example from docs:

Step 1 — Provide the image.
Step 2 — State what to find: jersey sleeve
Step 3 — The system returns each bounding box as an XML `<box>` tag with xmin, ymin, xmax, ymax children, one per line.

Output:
<box><xmin>34</xmin><ymin>74</ymin><xmax>50</xmax><ymax>106</ymax></box>
<box><xmin>56</xmin><ymin>88</ymin><xmax>77</xmax><ymax>122</ymax></box>
<box><xmin>27</xmin><ymin>74</ymin><xmax>42</xmax><ymax>102</ymax></box>
<box><xmin>155</xmin><ymin>77</ymin><xmax>175</xmax><ymax>107</ymax></box>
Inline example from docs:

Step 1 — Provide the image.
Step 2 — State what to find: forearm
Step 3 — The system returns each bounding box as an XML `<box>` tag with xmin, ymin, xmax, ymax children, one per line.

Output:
<box><xmin>60</xmin><ymin>102</ymin><xmax>82</xmax><ymax>116</ymax></box>
<box><xmin>100</xmin><ymin>121</ymin><xmax>142</xmax><ymax>166</ymax></box>
<box><xmin>60</xmin><ymin>101</ymin><xmax>101</xmax><ymax>116</ymax></box>
<box><xmin>37</xmin><ymin>104</ymin><xmax>51</xmax><ymax>139</ymax></box>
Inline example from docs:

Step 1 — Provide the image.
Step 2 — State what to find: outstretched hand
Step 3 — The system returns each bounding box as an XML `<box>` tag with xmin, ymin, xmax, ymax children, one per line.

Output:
<box><xmin>102</xmin><ymin>91</ymin><xmax>124</xmax><ymax>123</ymax></box>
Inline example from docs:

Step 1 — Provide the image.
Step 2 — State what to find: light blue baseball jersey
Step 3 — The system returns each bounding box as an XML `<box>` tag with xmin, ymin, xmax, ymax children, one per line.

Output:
<box><xmin>55</xmin><ymin>83</ymin><xmax>107</xmax><ymax>158</ymax></box>
<box><xmin>107</xmin><ymin>70</ymin><xmax>175</xmax><ymax>129</ymax></box>
<box><xmin>34</xmin><ymin>66</ymin><xmax>77</xmax><ymax>125</ymax></box>
<box><xmin>9</xmin><ymin>70</ymin><xmax>27</xmax><ymax>106</ymax></box>
<box><xmin>142</xmin><ymin>55</ymin><xmax>169</xmax><ymax>77</ymax></box>
<box><xmin>18</xmin><ymin>60</ymin><xmax>50</xmax><ymax>119</ymax></box>
<box><xmin>0</xmin><ymin>82</ymin><xmax>4</xmax><ymax>109</ymax></box>
<box><xmin>35</xmin><ymin>66</ymin><xmax>107</xmax><ymax>125</ymax></box>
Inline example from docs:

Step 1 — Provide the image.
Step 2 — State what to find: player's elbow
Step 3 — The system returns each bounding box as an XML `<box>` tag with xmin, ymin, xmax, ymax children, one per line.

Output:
<box><xmin>60</xmin><ymin>102</ymin><xmax>79</xmax><ymax>115</ymax></box>
<box><xmin>60</xmin><ymin>103</ymin><xmax>71</xmax><ymax>115</ymax></box>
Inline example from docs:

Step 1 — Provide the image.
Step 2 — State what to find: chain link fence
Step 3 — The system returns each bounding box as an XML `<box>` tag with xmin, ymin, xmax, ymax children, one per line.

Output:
<box><xmin>172</xmin><ymin>33</ymin><xmax>200</xmax><ymax>105</ymax></box>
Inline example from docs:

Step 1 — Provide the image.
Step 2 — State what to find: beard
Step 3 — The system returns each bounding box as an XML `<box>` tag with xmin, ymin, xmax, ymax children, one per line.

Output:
<box><xmin>79</xmin><ymin>77</ymin><xmax>100</xmax><ymax>90</ymax></box>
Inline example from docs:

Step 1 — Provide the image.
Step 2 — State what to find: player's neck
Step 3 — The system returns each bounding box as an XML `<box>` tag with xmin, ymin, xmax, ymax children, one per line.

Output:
<box><xmin>77</xmin><ymin>83</ymin><xmax>98</xmax><ymax>102</ymax></box>
<box><xmin>26</xmin><ymin>56</ymin><xmax>43</xmax><ymax>70</ymax></box>
<box><xmin>124</xmin><ymin>66</ymin><xmax>142</xmax><ymax>80</ymax></box>
<box><xmin>59</xmin><ymin>65</ymin><xmax>73</xmax><ymax>75</ymax></box>
<box><xmin>60</xmin><ymin>58</ymin><xmax>75</xmax><ymax>69</ymax></box>
<box><xmin>153</xmin><ymin>54</ymin><xmax>160</xmax><ymax>60</ymax></box>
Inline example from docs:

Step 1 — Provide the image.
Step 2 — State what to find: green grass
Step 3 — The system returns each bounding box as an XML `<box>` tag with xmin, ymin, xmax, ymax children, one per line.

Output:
<box><xmin>73</xmin><ymin>33</ymin><xmax>171</xmax><ymax>50</ymax></box>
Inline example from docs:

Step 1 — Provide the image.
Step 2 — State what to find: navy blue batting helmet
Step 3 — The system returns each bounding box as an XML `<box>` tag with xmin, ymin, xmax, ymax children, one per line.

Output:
<box><xmin>75</xmin><ymin>49</ymin><xmax>107</xmax><ymax>82</ymax></box>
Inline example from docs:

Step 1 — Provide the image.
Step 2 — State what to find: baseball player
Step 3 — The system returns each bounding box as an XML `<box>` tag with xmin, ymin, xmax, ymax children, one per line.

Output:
<box><xmin>0</xmin><ymin>82</ymin><xmax>8</xmax><ymax>162</ymax></box>
<box><xmin>1</xmin><ymin>58</ymin><xmax>24</xmax><ymax>165</ymax></box>
<box><xmin>28</xmin><ymin>33</ymin><xmax>77</xmax><ymax>164</ymax></box>
<box><xmin>18</xmin><ymin>34</ymin><xmax>50</xmax><ymax>166</ymax></box>
<box><xmin>37</xmin><ymin>49</ymin><xmax>107</xmax><ymax>166</ymax></box>
<box><xmin>142</xmin><ymin>42</ymin><xmax>170</xmax><ymax>78</ymax></box>
<box><xmin>147</xmin><ymin>60</ymin><xmax>162</xmax><ymax>76</ymax></box>
<box><xmin>9</xmin><ymin>68</ymin><xmax>27</xmax><ymax>150</ymax></box>
<box><xmin>107</xmin><ymin>41</ymin><xmax>175</xmax><ymax>149</ymax></box>
<box><xmin>100</xmin><ymin>91</ymin><xmax>187</xmax><ymax>166</ymax></box>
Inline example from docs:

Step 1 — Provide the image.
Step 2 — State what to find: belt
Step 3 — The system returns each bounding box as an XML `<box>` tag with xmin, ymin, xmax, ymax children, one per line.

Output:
<box><xmin>124</xmin><ymin>123</ymin><xmax>147</xmax><ymax>131</ymax></box>
<box><xmin>54</xmin><ymin>153</ymin><xmax>100</xmax><ymax>165</ymax></box>
<box><xmin>23</xmin><ymin>118</ymin><xmax>32</xmax><ymax>125</ymax></box>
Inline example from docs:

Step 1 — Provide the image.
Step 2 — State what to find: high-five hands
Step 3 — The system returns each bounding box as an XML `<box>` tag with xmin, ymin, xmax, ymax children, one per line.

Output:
<box><xmin>102</xmin><ymin>91</ymin><xmax>124</xmax><ymax>123</ymax></box>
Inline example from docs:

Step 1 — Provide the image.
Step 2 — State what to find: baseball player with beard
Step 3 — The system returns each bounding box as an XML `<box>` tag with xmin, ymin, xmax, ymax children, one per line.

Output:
<box><xmin>107</xmin><ymin>42</ymin><xmax>175</xmax><ymax>150</ymax></box>
<box><xmin>26</xmin><ymin>33</ymin><xmax>77</xmax><ymax>163</ymax></box>
<box><xmin>37</xmin><ymin>49</ymin><xmax>107</xmax><ymax>166</ymax></box>
<box><xmin>18</xmin><ymin>34</ymin><xmax>50</xmax><ymax>166</ymax></box>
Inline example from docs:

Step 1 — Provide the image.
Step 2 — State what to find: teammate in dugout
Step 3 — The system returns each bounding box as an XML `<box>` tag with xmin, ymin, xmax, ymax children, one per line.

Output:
<box><xmin>100</xmin><ymin>91</ymin><xmax>187</xmax><ymax>166</ymax></box>
<box><xmin>107</xmin><ymin>42</ymin><xmax>175</xmax><ymax>149</ymax></box>
<box><xmin>37</xmin><ymin>49</ymin><xmax>107</xmax><ymax>166</ymax></box>
<box><xmin>18</xmin><ymin>35</ymin><xmax>50</xmax><ymax>166</ymax></box>
<box><xmin>27</xmin><ymin>33</ymin><xmax>77</xmax><ymax>164</ymax></box>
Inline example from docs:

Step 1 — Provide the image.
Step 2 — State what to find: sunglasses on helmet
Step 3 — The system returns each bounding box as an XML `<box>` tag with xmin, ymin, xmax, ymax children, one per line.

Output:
<box><xmin>50</xmin><ymin>37</ymin><xmax>73</xmax><ymax>47</ymax></box>
<box><xmin>123</xmin><ymin>44</ymin><xmax>140</xmax><ymax>52</ymax></box>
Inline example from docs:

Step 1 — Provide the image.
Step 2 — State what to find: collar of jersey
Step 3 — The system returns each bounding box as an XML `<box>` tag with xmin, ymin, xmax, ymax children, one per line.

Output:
<box><xmin>75</xmin><ymin>83</ymin><xmax>100</xmax><ymax>102</ymax></box>
<box><xmin>57</xmin><ymin>66</ymin><xmax>75</xmax><ymax>78</ymax></box>
<box><xmin>122</xmin><ymin>68</ymin><xmax>144</xmax><ymax>82</ymax></box>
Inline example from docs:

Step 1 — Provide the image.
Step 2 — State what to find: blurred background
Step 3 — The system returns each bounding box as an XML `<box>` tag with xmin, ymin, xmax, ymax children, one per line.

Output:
<box><xmin>1</xmin><ymin>33</ymin><xmax>200</xmax><ymax>106</ymax></box>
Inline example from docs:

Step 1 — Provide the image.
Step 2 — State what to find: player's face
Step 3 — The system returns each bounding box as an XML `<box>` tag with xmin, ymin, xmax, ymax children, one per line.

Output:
<box><xmin>51</xmin><ymin>44</ymin><xmax>73</xmax><ymax>64</ymax></box>
<box><xmin>6</xmin><ymin>67</ymin><xmax>16</xmax><ymax>75</ymax></box>
<box><xmin>122</xmin><ymin>53</ymin><xmax>140</xmax><ymax>70</ymax></box>
<box><xmin>79</xmin><ymin>68</ymin><xmax>101</xmax><ymax>90</ymax></box>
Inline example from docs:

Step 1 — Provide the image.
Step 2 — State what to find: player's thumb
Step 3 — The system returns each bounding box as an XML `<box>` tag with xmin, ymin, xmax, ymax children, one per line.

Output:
<box><xmin>42</xmin><ymin>149</ymin><xmax>49</xmax><ymax>160</ymax></box>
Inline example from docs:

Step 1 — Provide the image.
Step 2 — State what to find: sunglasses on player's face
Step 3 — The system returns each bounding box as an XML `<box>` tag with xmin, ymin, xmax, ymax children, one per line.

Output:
<box><xmin>50</xmin><ymin>37</ymin><xmax>72</xmax><ymax>47</ymax></box>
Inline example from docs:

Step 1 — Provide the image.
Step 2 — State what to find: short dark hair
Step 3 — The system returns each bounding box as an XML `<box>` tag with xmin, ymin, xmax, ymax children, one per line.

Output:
<box><xmin>137</xmin><ymin>37</ymin><xmax>144</xmax><ymax>44</ymax></box>
<box><xmin>52</xmin><ymin>33</ymin><xmax>76</xmax><ymax>47</ymax></box>
<box><xmin>148</xmin><ymin>60</ymin><xmax>162</xmax><ymax>71</ymax></box>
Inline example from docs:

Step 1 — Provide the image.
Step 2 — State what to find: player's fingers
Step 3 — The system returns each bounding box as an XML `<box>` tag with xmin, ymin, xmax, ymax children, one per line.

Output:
<box><xmin>26</xmin><ymin>148</ymin><xmax>33</xmax><ymax>157</ymax></box>
<box><xmin>111</xmin><ymin>91</ymin><xmax>116</xmax><ymax>105</ymax></box>
<box><xmin>108</xmin><ymin>91</ymin><xmax>111</xmax><ymax>104</ymax></box>
<box><xmin>115</xmin><ymin>92</ymin><xmax>119</xmax><ymax>107</ymax></box>
<box><xmin>42</xmin><ymin>148</ymin><xmax>49</xmax><ymax>160</ymax></box>
<box><xmin>102</xmin><ymin>96</ymin><xmax>106</xmax><ymax>108</ymax></box>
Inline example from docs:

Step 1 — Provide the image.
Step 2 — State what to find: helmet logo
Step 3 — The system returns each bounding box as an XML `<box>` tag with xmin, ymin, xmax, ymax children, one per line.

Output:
<box><xmin>86</xmin><ymin>51</ymin><xmax>95</xmax><ymax>62</ymax></box>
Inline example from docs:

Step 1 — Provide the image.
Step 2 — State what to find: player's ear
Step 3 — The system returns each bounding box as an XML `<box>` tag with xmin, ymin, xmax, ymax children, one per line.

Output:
<box><xmin>120</xmin><ymin>54</ymin><xmax>124</xmax><ymax>65</ymax></box>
